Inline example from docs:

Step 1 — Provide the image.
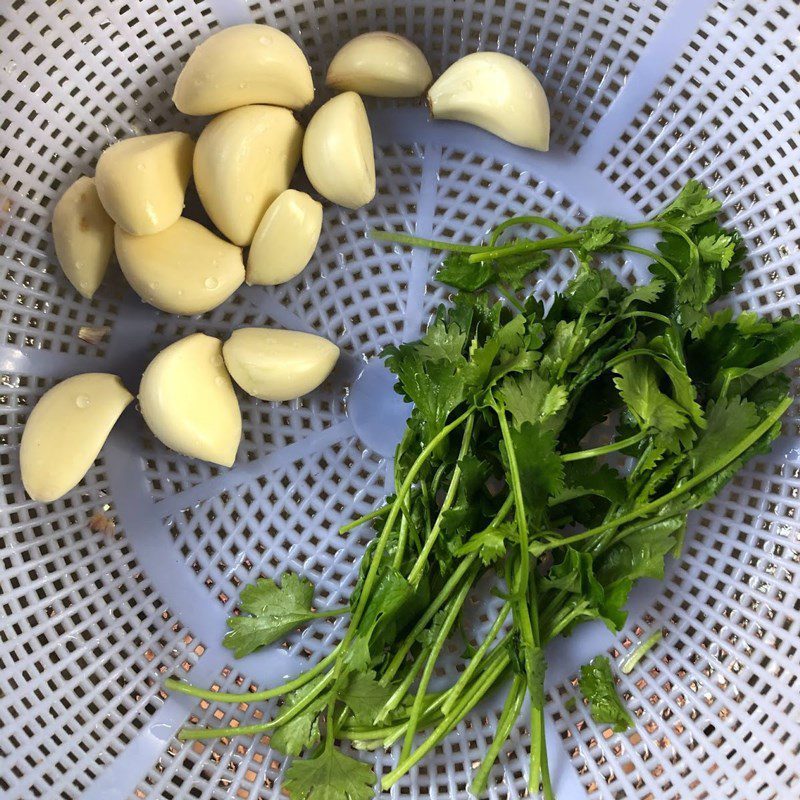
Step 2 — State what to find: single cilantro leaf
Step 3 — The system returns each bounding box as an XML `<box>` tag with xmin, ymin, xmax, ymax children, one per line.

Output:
<box><xmin>612</xmin><ymin>357</ymin><xmax>689</xmax><ymax>440</ymax></box>
<box><xmin>620</xmin><ymin>279</ymin><xmax>665</xmax><ymax>311</ymax></box>
<box><xmin>270</xmin><ymin>682</ymin><xmax>327</xmax><ymax>756</ymax></box>
<box><xmin>284</xmin><ymin>746</ymin><xmax>375</xmax><ymax>800</ymax></box>
<box><xmin>224</xmin><ymin>574</ymin><xmax>315</xmax><ymax>659</ymax></box>
<box><xmin>554</xmin><ymin>462</ymin><xmax>627</xmax><ymax>506</ymax></box>
<box><xmin>578</xmin><ymin>656</ymin><xmax>633</xmax><ymax>733</ymax></box>
<box><xmin>508</xmin><ymin>421</ymin><xmax>565</xmax><ymax>512</ymax></box>
<box><xmin>495</xmin><ymin>251</ymin><xmax>549</xmax><ymax>290</ymax></box>
<box><xmin>456</xmin><ymin>521</ymin><xmax>516</xmax><ymax>565</ymax></box>
<box><xmin>576</xmin><ymin>216</ymin><xmax>628</xmax><ymax>254</ymax></box>
<box><xmin>698</xmin><ymin>232</ymin><xmax>736</xmax><ymax>269</ymax></box>
<box><xmin>540</xmin><ymin>320</ymin><xmax>589</xmax><ymax>381</ymax></box>
<box><xmin>340</xmin><ymin>671</ymin><xmax>395</xmax><ymax>724</ymax></box>
<box><xmin>436</xmin><ymin>252</ymin><xmax>494</xmax><ymax>291</ymax></box>
<box><xmin>498</xmin><ymin>372</ymin><xmax>567</xmax><ymax>430</ymax></box>
<box><xmin>691</xmin><ymin>396</ymin><xmax>759</xmax><ymax>472</ymax></box>
<box><xmin>655</xmin><ymin>180</ymin><xmax>721</xmax><ymax>231</ymax></box>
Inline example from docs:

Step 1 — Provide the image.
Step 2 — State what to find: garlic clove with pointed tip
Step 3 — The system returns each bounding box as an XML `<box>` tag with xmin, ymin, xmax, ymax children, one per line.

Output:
<box><xmin>21</xmin><ymin>373</ymin><xmax>133</xmax><ymax>502</ymax></box>
<box><xmin>51</xmin><ymin>176</ymin><xmax>114</xmax><ymax>299</ymax></box>
<box><xmin>427</xmin><ymin>52</ymin><xmax>550</xmax><ymax>151</ymax></box>
<box><xmin>139</xmin><ymin>333</ymin><xmax>242</xmax><ymax>467</ymax></box>
<box><xmin>173</xmin><ymin>24</ymin><xmax>314</xmax><ymax>115</ymax></box>
<box><xmin>223</xmin><ymin>327</ymin><xmax>339</xmax><ymax>402</ymax></box>
<box><xmin>115</xmin><ymin>218</ymin><xmax>245</xmax><ymax>315</ymax></box>
<box><xmin>246</xmin><ymin>190</ymin><xmax>323</xmax><ymax>286</ymax></box>
<box><xmin>302</xmin><ymin>92</ymin><xmax>376</xmax><ymax>209</ymax></box>
<box><xmin>326</xmin><ymin>32</ymin><xmax>432</xmax><ymax>98</ymax></box>
<box><xmin>193</xmin><ymin>105</ymin><xmax>303</xmax><ymax>246</ymax></box>
<box><xmin>94</xmin><ymin>132</ymin><xmax>194</xmax><ymax>235</ymax></box>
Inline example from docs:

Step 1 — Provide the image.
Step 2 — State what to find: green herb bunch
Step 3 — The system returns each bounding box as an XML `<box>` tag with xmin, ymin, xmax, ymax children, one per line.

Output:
<box><xmin>166</xmin><ymin>182</ymin><xmax>799</xmax><ymax>800</ymax></box>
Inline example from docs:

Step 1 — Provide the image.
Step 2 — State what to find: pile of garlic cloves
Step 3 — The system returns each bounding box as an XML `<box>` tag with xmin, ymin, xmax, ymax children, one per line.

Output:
<box><xmin>31</xmin><ymin>23</ymin><xmax>551</xmax><ymax>502</ymax></box>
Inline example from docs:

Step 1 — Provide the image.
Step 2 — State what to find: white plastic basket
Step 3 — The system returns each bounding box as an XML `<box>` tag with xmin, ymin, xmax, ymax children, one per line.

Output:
<box><xmin>2</xmin><ymin>1</ymin><xmax>799</xmax><ymax>799</ymax></box>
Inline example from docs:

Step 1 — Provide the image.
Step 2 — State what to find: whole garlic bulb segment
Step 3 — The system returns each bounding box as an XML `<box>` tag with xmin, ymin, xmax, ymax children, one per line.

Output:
<box><xmin>193</xmin><ymin>105</ymin><xmax>303</xmax><ymax>246</ymax></box>
<box><xmin>246</xmin><ymin>190</ymin><xmax>323</xmax><ymax>286</ymax></box>
<box><xmin>302</xmin><ymin>92</ymin><xmax>376</xmax><ymax>209</ymax></box>
<box><xmin>51</xmin><ymin>176</ymin><xmax>114</xmax><ymax>299</ymax></box>
<box><xmin>139</xmin><ymin>333</ymin><xmax>242</xmax><ymax>467</ymax></box>
<box><xmin>223</xmin><ymin>327</ymin><xmax>339</xmax><ymax>402</ymax></box>
<box><xmin>20</xmin><ymin>373</ymin><xmax>133</xmax><ymax>502</ymax></box>
<box><xmin>325</xmin><ymin>32</ymin><xmax>432</xmax><ymax>97</ymax></box>
<box><xmin>94</xmin><ymin>132</ymin><xmax>194</xmax><ymax>235</ymax></box>
<box><xmin>115</xmin><ymin>218</ymin><xmax>245</xmax><ymax>315</ymax></box>
<box><xmin>173</xmin><ymin>24</ymin><xmax>313</xmax><ymax>115</ymax></box>
<box><xmin>427</xmin><ymin>52</ymin><xmax>550</xmax><ymax>151</ymax></box>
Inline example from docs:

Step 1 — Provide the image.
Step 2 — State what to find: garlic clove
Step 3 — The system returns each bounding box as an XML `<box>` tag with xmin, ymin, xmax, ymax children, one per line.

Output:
<box><xmin>326</xmin><ymin>32</ymin><xmax>432</xmax><ymax>98</ymax></box>
<box><xmin>173</xmin><ymin>24</ymin><xmax>314</xmax><ymax>115</ymax></box>
<box><xmin>246</xmin><ymin>190</ymin><xmax>323</xmax><ymax>286</ymax></box>
<box><xmin>94</xmin><ymin>132</ymin><xmax>195</xmax><ymax>235</ymax></box>
<box><xmin>51</xmin><ymin>176</ymin><xmax>114</xmax><ymax>299</ymax></box>
<box><xmin>115</xmin><ymin>218</ymin><xmax>244</xmax><ymax>315</ymax></box>
<box><xmin>223</xmin><ymin>327</ymin><xmax>339</xmax><ymax>402</ymax></box>
<box><xmin>193</xmin><ymin>105</ymin><xmax>303</xmax><ymax>246</ymax></box>
<box><xmin>21</xmin><ymin>373</ymin><xmax>133</xmax><ymax>502</ymax></box>
<box><xmin>139</xmin><ymin>333</ymin><xmax>242</xmax><ymax>467</ymax></box>
<box><xmin>302</xmin><ymin>92</ymin><xmax>375</xmax><ymax>209</ymax></box>
<box><xmin>427</xmin><ymin>52</ymin><xmax>550</xmax><ymax>151</ymax></box>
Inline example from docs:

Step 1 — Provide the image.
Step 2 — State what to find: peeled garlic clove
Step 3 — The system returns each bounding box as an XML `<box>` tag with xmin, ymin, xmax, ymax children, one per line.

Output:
<box><xmin>21</xmin><ymin>373</ymin><xmax>133</xmax><ymax>502</ymax></box>
<box><xmin>427</xmin><ymin>52</ymin><xmax>550</xmax><ymax>151</ymax></box>
<box><xmin>173</xmin><ymin>24</ymin><xmax>313</xmax><ymax>115</ymax></box>
<box><xmin>115</xmin><ymin>218</ymin><xmax>244</xmax><ymax>315</ymax></box>
<box><xmin>246</xmin><ymin>190</ymin><xmax>322</xmax><ymax>286</ymax></box>
<box><xmin>326</xmin><ymin>32</ymin><xmax>432</xmax><ymax>98</ymax></box>
<box><xmin>95</xmin><ymin>132</ymin><xmax>194</xmax><ymax>235</ymax></box>
<box><xmin>139</xmin><ymin>333</ymin><xmax>241</xmax><ymax>467</ymax></box>
<box><xmin>302</xmin><ymin>92</ymin><xmax>375</xmax><ymax>209</ymax></box>
<box><xmin>223</xmin><ymin>327</ymin><xmax>339</xmax><ymax>402</ymax></box>
<box><xmin>193</xmin><ymin>105</ymin><xmax>303</xmax><ymax>246</ymax></box>
<box><xmin>51</xmin><ymin>176</ymin><xmax>114</xmax><ymax>299</ymax></box>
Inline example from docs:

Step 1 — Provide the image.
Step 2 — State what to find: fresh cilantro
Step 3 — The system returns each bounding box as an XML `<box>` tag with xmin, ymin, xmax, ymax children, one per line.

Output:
<box><xmin>224</xmin><ymin>574</ymin><xmax>318</xmax><ymax>659</ymax></box>
<box><xmin>284</xmin><ymin>747</ymin><xmax>376</xmax><ymax>800</ymax></box>
<box><xmin>578</xmin><ymin>656</ymin><xmax>633</xmax><ymax>733</ymax></box>
<box><xmin>171</xmin><ymin>181</ymin><xmax>800</xmax><ymax>800</ymax></box>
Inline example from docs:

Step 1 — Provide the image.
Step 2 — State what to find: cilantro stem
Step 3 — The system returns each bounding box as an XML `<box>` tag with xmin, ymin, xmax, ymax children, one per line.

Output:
<box><xmin>381</xmin><ymin>552</ymin><xmax>478</xmax><ymax>685</ymax></box>
<box><xmin>164</xmin><ymin>643</ymin><xmax>342</xmax><ymax>703</ymax></box>
<box><xmin>611</xmin><ymin>244</ymin><xmax>681</xmax><ymax>282</ymax></box>
<box><xmin>621</xmin><ymin>628</ymin><xmax>664</xmax><ymax>674</ymax></box>
<box><xmin>375</xmin><ymin>649</ymin><xmax>427</xmax><ymax>724</ymax></box>
<box><xmin>342</xmin><ymin>407</ymin><xmax>474</xmax><ymax>654</ymax></box>
<box><xmin>369</xmin><ymin>228</ymin><xmax>483</xmax><ymax>253</ymax></box>
<box><xmin>532</xmin><ymin>396</ymin><xmax>791</xmax><ymax>554</ymax></box>
<box><xmin>497</xmin><ymin>283</ymin><xmax>526</xmax><ymax>314</ymax></box>
<box><xmin>440</xmin><ymin>601</ymin><xmax>512</xmax><ymax>715</ymax></box>
<box><xmin>469</xmin><ymin>675</ymin><xmax>526</xmax><ymax>795</ymax></box>
<box><xmin>338</xmin><ymin>504</ymin><xmax>390</xmax><ymax>534</ymax></box>
<box><xmin>468</xmin><ymin>233</ymin><xmax>581</xmax><ymax>263</ymax></box>
<box><xmin>392</xmin><ymin>513</ymin><xmax>409</xmax><ymax>570</ymax></box>
<box><xmin>488</xmin><ymin>215</ymin><xmax>569</xmax><ymax>246</ymax></box>
<box><xmin>619</xmin><ymin>310</ymin><xmax>672</xmax><ymax>326</ymax></box>
<box><xmin>176</xmin><ymin>671</ymin><xmax>334</xmax><ymax>741</ymax></box>
<box><xmin>407</xmin><ymin>414</ymin><xmax>476</xmax><ymax>587</ymax></box>
<box><xmin>561</xmin><ymin>429</ymin><xmax>648</xmax><ymax>462</ymax></box>
<box><xmin>400</xmin><ymin>578</ymin><xmax>473</xmax><ymax>761</ymax></box>
<box><xmin>381</xmin><ymin>652</ymin><xmax>511</xmax><ymax>789</ymax></box>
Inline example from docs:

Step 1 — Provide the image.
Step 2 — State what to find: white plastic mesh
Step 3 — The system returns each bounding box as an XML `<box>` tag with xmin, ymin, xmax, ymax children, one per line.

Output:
<box><xmin>1</xmin><ymin>1</ymin><xmax>799</xmax><ymax>799</ymax></box>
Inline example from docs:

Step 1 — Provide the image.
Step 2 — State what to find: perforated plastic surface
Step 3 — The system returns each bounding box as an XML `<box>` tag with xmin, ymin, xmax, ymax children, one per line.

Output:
<box><xmin>1</xmin><ymin>1</ymin><xmax>799</xmax><ymax>799</ymax></box>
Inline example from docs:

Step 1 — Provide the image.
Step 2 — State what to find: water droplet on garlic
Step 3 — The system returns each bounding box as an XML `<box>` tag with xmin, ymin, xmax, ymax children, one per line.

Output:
<box><xmin>205</xmin><ymin>276</ymin><xmax>219</xmax><ymax>290</ymax></box>
<box><xmin>76</xmin><ymin>394</ymin><xmax>91</xmax><ymax>409</ymax></box>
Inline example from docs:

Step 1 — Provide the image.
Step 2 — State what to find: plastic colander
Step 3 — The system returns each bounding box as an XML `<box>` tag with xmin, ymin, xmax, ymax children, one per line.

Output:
<box><xmin>2</xmin><ymin>1</ymin><xmax>799</xmax><ymax>798</ymax></box>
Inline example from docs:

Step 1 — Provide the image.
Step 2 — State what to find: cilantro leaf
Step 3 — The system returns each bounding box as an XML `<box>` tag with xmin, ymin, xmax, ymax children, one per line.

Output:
<box><xmin>284</xmin><ymin>747</ymin><xmax>375</xmax><ymax>800</ymax></box>
<box><xmin>691</xmin><ymin>396</ymin><xmax>759</xmax><ymax>472</ymax></box>
<box><xmin>436</xmin><ymin>252</ymin><xmax>494</xmax><ymax>291</ymax></box>
<box><xmin>340</xmin><ymin>671</ymin><xmax>396</xmax><ymax>724</ymax></box>
<box><xmin>456</xmin><ymin>521</ymin><xmax>516</xmax><ymax>565</ymax></box>
<box><xmin>498</xmin><ymin>372</ymin><xmax>567</xmax><ymax>430</ymax></box>
<box><xmin>508</xmin><ymin>421</ymin><xmax>565</xmax><ymax>511</ymax></box>
<box><xmin>270</xmin><ymin>683</ymin><xmax>327</xmax><ymax>756</ymax></box>
<box><xmin>578</xmin><ymin>656</ymin><xmax>633</xmax><ymax>733</ymax></box>
<box><xmin>224</xmin><ymin>574</ymin><xmax>316</xmax><ymax>659</ymax></box>
<box><xmin>575</xmin><ymin>216</ymin><xmax>628</xmax><ymax>254</ymax></box>
<box><xmin>655</xmin><ymin>180</ymin><xmax>721</xmax><ymax>230</ymax></box>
